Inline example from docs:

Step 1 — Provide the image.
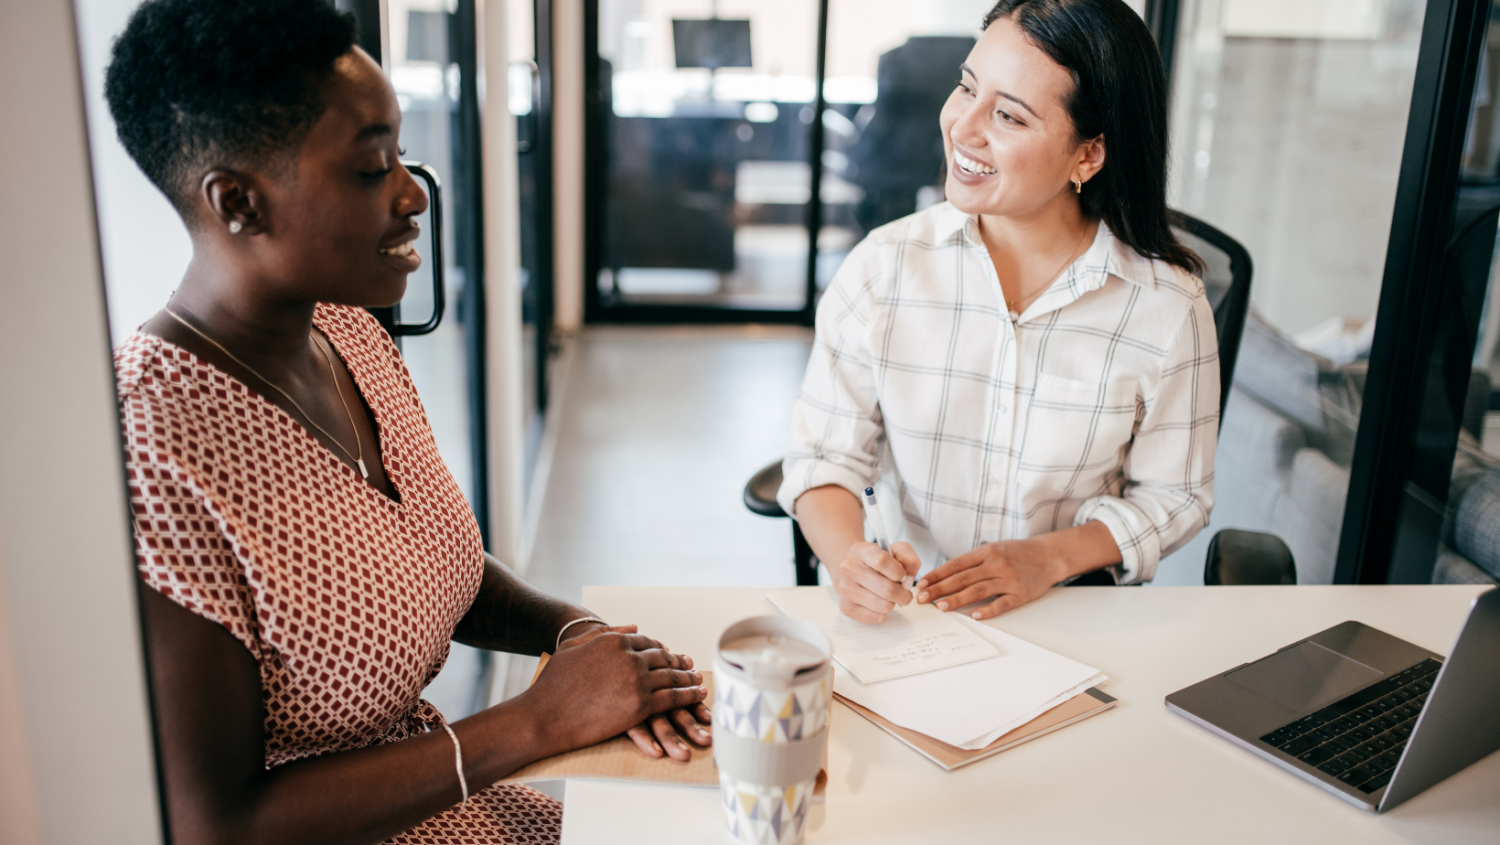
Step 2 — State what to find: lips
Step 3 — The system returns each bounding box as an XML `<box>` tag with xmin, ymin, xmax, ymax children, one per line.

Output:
<box><xmin>952</xmin><ymin>149</ymin><xmax>997</xmax><ymax>177</ymax></box>
<box><xmin>378</xmin><ymin>229</ymin><xmax>422</xmax><ymax>272</ymax></box>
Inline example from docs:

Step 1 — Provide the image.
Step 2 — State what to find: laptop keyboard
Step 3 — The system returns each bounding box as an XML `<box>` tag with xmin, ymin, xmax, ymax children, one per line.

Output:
<box><xmin>1259</xmin><ymin>658</ymin><xmax>1442</xmax><ymax>794</ymax></box>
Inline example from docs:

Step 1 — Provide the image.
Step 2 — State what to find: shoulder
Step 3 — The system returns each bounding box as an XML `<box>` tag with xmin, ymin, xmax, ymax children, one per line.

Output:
<box><xmin>113</xmin><ymin>330</ymin><xmax>166</xmax><ymax>402</ymax></box>
<box><xmin>1100</xmin><ymin>223</ymin><xmax>1211</xmax><ymax>333</ymax></box>
<box><xmin>828</xmin><ymin>202</ymin><xmax>971</xmax><ymax>301</ymax></box>
<box><xmin>859</xmin><ymin>201</ymin><xmax>970</xmax><ymax>256</ymax></box>
<box><xmin>1147</xmin><ymin>258</ymin><xmax>1209</xmax><ymax>306</ymax></box>
<box><xmin>314</xmin><ymin>303</ymin><xmax>399</xmax><ymax>357</ymax></box>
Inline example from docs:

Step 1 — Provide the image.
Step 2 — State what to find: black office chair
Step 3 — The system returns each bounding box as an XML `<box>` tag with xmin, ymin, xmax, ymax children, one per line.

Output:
<box><xmin>745</xmin><ymin>211</ymin><xmax>1255</xmax><ymax>586</ymax></box>
<box><xmin>1203</xmin><ymin>529</ymin><xmax>1297</xmax><ymax>585</ymax></box>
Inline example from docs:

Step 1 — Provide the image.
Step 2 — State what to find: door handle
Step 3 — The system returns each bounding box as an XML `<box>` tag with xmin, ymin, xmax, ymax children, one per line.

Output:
<box><xmin>512</xmin><ymin>59</ymin><xmax>539</xmax><ymax>154</ymax></box>
<box><xmin>393</xmin><ymin>161</ymin><xmax>445</xmax><ymax>336</ymax></box>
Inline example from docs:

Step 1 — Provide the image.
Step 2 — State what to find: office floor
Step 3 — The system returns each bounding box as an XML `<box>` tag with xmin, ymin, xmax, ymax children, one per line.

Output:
<box><xmin>524</xmin><ymin>325</ymin><xmax>814</xmax><ymax>601</ymax></box>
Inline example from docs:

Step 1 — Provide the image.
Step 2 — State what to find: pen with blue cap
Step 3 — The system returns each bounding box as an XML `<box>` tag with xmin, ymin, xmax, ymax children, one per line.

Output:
<box><xmin>863</xmin><ymin>486</ymin><xmax>913</xmax><ymax>589</ymax></box>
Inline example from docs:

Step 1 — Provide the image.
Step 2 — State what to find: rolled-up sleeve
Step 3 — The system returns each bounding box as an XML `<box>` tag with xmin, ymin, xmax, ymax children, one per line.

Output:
<box><xmin>1074</xmin><ymin>292</ymin><xmax>1219</xmax><ymax>584</ymax></box>
<box><xmin>777</xmin><ymin>249</ymin><xmax>886</xmax><ymax>518</ymax></box>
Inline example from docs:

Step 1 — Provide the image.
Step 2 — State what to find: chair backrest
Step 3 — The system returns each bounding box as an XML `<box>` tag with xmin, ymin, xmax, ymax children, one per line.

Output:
<box><xmin>1170</xmin><ymin>211</ymin><xmax>1254</xmax><ymax>423</ymax></box>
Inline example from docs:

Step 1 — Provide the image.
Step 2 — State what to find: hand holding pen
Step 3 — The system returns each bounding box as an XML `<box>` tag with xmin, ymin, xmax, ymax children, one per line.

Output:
<box><xmin>862</xmin><ymin>486</ymin><xmax>912</xmax><ymax>590</ymax></box>
<box><xmin>819</xmin><ymin>486</ymin><xmax>922</xmax><ymax>624</ymax></box>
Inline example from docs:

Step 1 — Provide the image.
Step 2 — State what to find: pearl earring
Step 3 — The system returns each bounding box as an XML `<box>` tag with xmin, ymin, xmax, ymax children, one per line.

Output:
<box><xmin>229</xmin><ymin>221</ymin><xmax>243</xmax><ymax>234</ymax></box>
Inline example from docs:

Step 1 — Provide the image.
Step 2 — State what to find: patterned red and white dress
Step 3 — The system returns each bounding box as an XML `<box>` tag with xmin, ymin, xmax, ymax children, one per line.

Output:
<box><xmin>116</xmin><ymin>304</ymin><xmax>561</xmax><ymax>844</ymax></box>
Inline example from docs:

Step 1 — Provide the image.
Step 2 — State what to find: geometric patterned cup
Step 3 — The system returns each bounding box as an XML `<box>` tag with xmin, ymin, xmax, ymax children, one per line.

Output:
<box><xmin>713</xmin><ymin>616</ymin><xmax>832</xmax><ymax>845</ymax></box>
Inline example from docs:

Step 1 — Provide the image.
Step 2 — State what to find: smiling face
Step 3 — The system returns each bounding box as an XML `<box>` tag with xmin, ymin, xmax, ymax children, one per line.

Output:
<box><xmin>216</xmin><ymin>47</ymin><xmax>428</xmax><ymax>309</ymax></box>
<box><xmin>939</xmin><ymin>16</ymin><xmax>1102</xmax><ymax>221</ymax></box>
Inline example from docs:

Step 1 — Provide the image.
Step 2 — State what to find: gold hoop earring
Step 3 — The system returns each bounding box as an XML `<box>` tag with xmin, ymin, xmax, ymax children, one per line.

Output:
<box><xmin>1073</xmin><ymin>178</ymin><xmax>1083</xmax><ymax>194</ymax></box>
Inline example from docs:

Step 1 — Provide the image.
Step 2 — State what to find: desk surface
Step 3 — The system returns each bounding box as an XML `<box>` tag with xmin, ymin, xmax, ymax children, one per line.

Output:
<box><xmin>559</xmin><ymin>585</ymin><xmax>1499</xmax><ymax>845</ymax></box>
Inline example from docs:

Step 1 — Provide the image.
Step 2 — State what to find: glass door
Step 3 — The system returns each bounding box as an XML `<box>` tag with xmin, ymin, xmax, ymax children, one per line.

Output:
<box><xmin>356</xmin><ymin>0</ymin><xmax>495</xmax><ymax>715</ymax></box>
<box><xmin>515</xmin><ymin>0</ymin><xmax>555</xmax><ymax>474</ymax></box>
<box><xmin>1349</xmin><ymin>0</ymin><xmax>1500</xmax><ymax>585</ymax></box>
<box><xmin>1148</xmin><ymin>0</ymin><xmax>1432</xmax><ymax>583</ymax></box>
<box><xmin>585</xmin><ymin>0</ymin><xmax>825</xmax><ymax>321</ymax></box>
<box><xmin>815</xmin><ymin>1</ymin><xmax>997</xmax><ymax>290</ymax></box>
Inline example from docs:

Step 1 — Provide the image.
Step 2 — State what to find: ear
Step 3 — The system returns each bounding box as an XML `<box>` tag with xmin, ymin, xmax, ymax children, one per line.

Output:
<box><xmin>1075</xmin><ymin>135</ymin><xmax>1107</xmax><ymax>186</ymax></box>
<box><xmin>199</xmin><ymin>170</ymin><xmax>268</xmax><ymax>236</ymax></box>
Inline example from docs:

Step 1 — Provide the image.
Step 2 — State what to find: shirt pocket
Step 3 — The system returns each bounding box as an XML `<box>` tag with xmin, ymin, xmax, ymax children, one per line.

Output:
<box><xmin>1021</xmin><ymin>373</ymin><xmax>1139</xmax><ymax>477</ymax></box>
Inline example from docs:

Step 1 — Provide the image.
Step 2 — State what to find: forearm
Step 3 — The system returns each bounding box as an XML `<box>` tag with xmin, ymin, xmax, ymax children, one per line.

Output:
<box><xmin>227</xmin><ymin>693</ymin><xmax>559</xmax><ymax>845</ymax></box>
<box><xmin>452</xmin><ymin>553</ymin><xmax>598</xmax><ymax>655</ymax></box>
<box><xmin>1037</xmin><ymin>520</ymin><xmax>1123</xmax><ymax>581</ymax></box>
<box><xmin>791</xmin><ymin>485</ymin><xmax>867</xmax><ymax>584</ymax></box>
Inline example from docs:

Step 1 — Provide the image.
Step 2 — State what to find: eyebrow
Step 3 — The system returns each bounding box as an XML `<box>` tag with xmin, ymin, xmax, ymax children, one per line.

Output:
<box><xmin>960</xmin><ymin>63</ymin><xmax>1039</xmax><ymax>119</ymax></box>
<box><xmin>354</xmin><ymin>123</ymin><xmax>393</xmax><ymax>142</ymax></box>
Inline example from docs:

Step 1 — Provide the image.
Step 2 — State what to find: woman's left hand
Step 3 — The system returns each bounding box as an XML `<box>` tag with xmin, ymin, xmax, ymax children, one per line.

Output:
<box><xmin>558</xmin><ymin>621</ymin><xmax>711</xmax><ymax>761</ymax></box>
<box><xmin>915</xmin><ymin>536</ymin><xmax>1070</xmax><ymax>620</ymax></box>
<box><xmin>625</xmin><ymin>657</ymin><xmax>712</xmax><ymax>761</ymax></box>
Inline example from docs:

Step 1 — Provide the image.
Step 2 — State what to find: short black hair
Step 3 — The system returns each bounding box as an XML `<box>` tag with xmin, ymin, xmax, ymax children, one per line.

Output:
<box><xmin>104</xmin><ymin>0</ymin><xmax>357</xmax><ymax>221</ymax></box>
<box><xmin>983</xmin><ymin>0</ymin><xmax>1202</xmax><ymax>275</ymax></box>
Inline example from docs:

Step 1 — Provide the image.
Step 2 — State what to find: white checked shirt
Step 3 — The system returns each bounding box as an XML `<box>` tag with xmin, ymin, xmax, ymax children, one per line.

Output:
<box><xmin>778</xmin><ymin>203</ymin><xmax>1218</xmax><ymax>584</ymax></box>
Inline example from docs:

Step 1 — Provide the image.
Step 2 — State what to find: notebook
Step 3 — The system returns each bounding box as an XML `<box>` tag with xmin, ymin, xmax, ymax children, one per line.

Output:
<box><xmin>837</xmin><ymin>686</ymin><xmax>1116</xmax><ymax>771</ymax></box>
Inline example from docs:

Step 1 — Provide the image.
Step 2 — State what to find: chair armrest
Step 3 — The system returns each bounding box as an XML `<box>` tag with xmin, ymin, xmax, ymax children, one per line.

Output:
<box><xmin>744</xmin><ymin>459</ymin><xmax>788</xmax><ymax>518</ymax></box>
<box><xmin>1204</xmin><ymin>529</ymin><xmax>1297</xmax><ymax>585</ymax></box>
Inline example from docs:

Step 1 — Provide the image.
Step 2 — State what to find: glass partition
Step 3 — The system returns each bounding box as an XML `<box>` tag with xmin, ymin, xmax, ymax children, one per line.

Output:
<box><xmin>1406</xmin><ymin>5</ymin><xmax>1500</xmax><ymax>587</ymax></box>
<box><xmin>1155</xmin><ymin>0</ymin><xmax>1429</xmax><ymax>584</ymax></box>
<box><xmin>593</xmin><ymin>0</ymin><xmax>822</xmax><ymax>312</ymax></box>
<box><xmin>817</xmin><ymin>1</ymin><xmax>993</xmax><ymax>289</ymax></box>
<box><xmin>388</xmin><ymin>0</ymin><xmax>478</xmax><ymax>505</ymax></box>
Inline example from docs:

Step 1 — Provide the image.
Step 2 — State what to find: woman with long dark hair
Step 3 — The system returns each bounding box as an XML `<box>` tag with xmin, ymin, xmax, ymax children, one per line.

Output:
<box><xmin>781</xmin><ymin>0</ymin><xmax>1217</xmax><ymax>622</ymax></box>
<box><xmin>106</xmin><ymin>1</ymin><xmax>708</xmax><ymax>842</ymax></box>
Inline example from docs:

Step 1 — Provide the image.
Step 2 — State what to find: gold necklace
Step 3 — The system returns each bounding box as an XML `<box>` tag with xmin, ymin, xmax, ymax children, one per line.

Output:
<box><xmin>164</xmin><ymin>307</ymin><xmax>369</xmax><ymax>479</ymax></box>
<box><xmin>1005</xmin><ymin>222</ymin><xmax>1092</xmax><ymax>318</ymax></box>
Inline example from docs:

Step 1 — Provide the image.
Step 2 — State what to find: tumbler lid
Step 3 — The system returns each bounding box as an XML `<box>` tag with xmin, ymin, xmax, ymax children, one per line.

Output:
<box><xmin>717</xmin><ymin>615</ymin><xmax>831</xmax><ymax>688</ymax></box>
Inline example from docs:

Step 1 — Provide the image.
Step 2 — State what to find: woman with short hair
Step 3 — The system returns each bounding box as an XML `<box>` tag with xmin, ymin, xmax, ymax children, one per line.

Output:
<box><xmin>782</xmin><ymin>0</ymin><xmax>1217</xmax><ymax>623</ymax></box>
<box><xmin>107</xmin><ymin>1</ymin><xmax>708</xmax><ymax>843</ymax></box>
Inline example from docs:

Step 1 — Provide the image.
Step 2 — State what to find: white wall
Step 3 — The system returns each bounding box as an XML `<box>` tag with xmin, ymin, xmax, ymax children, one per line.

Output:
<box><xmin>482</xmin><ymin>0</ymin><xmax>530</xmax><ymax>569</ymax></box>
<box><xmin>75</xmin><ymin>0</ymin><xmax>193</xmax><ymax>345</ymax></box>
<box><xmin>554</xmin><ymin>0</ymin><xmax>586</xmax><ymax>331</ymax></box>
<box><xmin>0</xmin><ymin>1</ymin><xmax>164</xmax><ymax>842</ymax></box>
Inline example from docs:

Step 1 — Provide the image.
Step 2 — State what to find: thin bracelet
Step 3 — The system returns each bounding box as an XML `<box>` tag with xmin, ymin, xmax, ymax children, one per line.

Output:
<box><xmin>440</xmin><ymin>723</ymin><xmax>468</xmax><ymax>814</ymax></box>
<box><xmin>555</xmin><ymin>616</ymin><xmax>607</xmax><ymax>651</ymax></box>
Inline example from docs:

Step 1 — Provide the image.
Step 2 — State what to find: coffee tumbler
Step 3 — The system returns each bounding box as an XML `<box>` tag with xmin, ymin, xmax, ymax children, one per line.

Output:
<box><xmin>713</xmin><ymin>615</ymin><xmax>833</xmax><ymax>845</ymax></box>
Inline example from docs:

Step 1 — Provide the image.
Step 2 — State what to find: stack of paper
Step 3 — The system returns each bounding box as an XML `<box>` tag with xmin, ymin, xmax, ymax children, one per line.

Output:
<box><xmin>766</xmin><ymin>587</ymin><xmax>1108</xmax><ymax>752</ymax></box>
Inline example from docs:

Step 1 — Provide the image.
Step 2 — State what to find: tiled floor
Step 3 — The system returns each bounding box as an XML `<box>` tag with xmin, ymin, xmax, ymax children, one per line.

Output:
<box><xmin>425</xmin><ymin>325</ymin><xmax>814</xmax><ymax>719</ymax></box>
<box><xmin>525</xmin><ymin>325</ymin><xmax>814</xmax><ymax>602</ymax></box>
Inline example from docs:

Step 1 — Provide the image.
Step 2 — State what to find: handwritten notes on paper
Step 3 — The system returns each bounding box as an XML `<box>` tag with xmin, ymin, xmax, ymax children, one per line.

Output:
<box><xmin>765</xmin><ymin>587</ymin><xmax>999</xmax><ymax>684</ymax></box>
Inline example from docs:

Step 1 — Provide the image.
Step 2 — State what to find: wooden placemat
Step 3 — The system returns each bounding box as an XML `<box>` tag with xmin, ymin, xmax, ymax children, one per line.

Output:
<box><xmin>499</xmin><ymin>655</ymin><xmax>719</xmax><ymax>787</ymax></box>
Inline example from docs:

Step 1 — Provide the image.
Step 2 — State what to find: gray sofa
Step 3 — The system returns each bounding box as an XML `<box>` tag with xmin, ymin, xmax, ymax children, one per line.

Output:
<box><xmin>1158</xmin><ymin>313</ymin><xmax>1500</xmax><ymax>587</ymax></box>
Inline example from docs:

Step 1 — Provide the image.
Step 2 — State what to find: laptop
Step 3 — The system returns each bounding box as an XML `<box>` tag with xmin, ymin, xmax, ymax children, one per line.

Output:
<box><xmin>1165</xmin><ymin>588</ymin><xmax>1500</xmax><ymax>811</ymax></box>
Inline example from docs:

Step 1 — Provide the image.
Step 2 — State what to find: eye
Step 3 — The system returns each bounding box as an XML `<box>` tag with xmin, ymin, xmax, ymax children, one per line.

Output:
<box><xmin>398</xmin><ymin>147</ymin><xmax>408</xmax><ymax>157</ymax></box>
<box><xmin>956</xmin><ymin>80</ymin><xmax>973</xmax><ymax>95</ymax></box>
<box><xmin>996</xmin><ymin>109</ymin><xmax>1022</xmax><ymax>126</ymax></box>
<box><xmin>359</xmin><ymin>167</ymin><xmax>393</xmax><ymax>182</ymax></box>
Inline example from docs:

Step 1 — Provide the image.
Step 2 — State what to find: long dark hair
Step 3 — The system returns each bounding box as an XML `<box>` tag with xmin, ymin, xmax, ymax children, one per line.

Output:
<box><xmin>983</xmin><ymin>0</ymin><xmax>1202</xmax><ymax>275</ymax></box>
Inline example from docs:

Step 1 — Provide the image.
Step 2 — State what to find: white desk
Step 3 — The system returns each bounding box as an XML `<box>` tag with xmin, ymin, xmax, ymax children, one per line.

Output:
<box><xmin>557</xmin><ymin>585</ymin><xmax>1500</xmax><ymax>844</ymax></box>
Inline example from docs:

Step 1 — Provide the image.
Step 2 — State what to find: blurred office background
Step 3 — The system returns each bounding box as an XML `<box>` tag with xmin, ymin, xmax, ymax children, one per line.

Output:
<box><xmin>7</xmin><ymin>6</ymin><xmax>1500</xmax><ymax>827</ymax></box>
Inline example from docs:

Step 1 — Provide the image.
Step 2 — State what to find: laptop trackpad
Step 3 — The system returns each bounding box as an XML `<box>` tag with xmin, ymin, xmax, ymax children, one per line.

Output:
<box><xmin>1227</xmin><ymin>641</ymin><xmax>1384</xmax><ymax>713</ymax></box>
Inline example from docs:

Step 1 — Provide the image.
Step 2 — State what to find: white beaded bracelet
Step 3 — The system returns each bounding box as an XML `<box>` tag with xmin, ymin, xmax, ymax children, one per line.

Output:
<box><xmin>440</xmin><ymin>723</ymin><xmax>468</xmax><ymax>814</ymax></box>
<box><xmin>555</xmin><ymin>616</ymin><xmax>607</xmax><ymax>651</ymax></box>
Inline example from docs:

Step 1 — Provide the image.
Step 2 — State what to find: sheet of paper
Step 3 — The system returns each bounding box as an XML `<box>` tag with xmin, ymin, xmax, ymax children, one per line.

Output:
<box><xmin>765</xmin><ymin>586</ymin><xmax>1000</xmax><ymax>684</ymax></box>
<box><xmin>831</xmin><ymin>616</ymin><xmax>1107</xmax><ymax>749</ymax></box>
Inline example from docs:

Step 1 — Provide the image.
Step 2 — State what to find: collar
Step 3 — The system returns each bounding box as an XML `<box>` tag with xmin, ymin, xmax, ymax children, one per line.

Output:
<box><xmin>935</xmin><ymin>203</ymin><xmax>1160</xmax><ymax>293</ymax></box>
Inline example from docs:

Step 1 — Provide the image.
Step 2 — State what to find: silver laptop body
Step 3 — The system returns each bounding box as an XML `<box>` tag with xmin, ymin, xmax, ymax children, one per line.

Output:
<box><xmin>1165</xmin><ymin>588</ymin><xmax>1500</xmax><ymax>812</ymax></box>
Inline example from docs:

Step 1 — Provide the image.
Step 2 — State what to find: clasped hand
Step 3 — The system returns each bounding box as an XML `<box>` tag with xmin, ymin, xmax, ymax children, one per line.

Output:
<box><xmin>529</xmin><ymin>624</ymin><xmax>712</xmax><ymax>762</ymax></box>
<box><xmin>833</xmin><ymin>537</ymin><xmax>1069</xmax><ymax>623</ymax></box>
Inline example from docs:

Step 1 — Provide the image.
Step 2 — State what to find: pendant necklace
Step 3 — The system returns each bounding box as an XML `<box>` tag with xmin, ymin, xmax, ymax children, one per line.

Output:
<box><xmin>164</xmin><ymin>308</ymin><xmax>370</xmax><ymax>479</ymax></box>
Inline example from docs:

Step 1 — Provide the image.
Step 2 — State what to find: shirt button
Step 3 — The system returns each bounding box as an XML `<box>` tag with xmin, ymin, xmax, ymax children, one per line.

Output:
<box><xmin>998</xmin><ymin>404</ymin><xmax>1008</xmax><ymax>414</ymax></box>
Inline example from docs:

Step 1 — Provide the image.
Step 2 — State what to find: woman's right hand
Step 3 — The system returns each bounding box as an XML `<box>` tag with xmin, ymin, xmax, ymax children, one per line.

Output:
<box><xmin>833</xmin><ymin>541</ymin><xmax>923</xmax><ymax>623</ymax></box>
<box><xmin>524</xmin><ymin>624</ymin><xmax>706</xmax><ymax>755</ymax></box>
